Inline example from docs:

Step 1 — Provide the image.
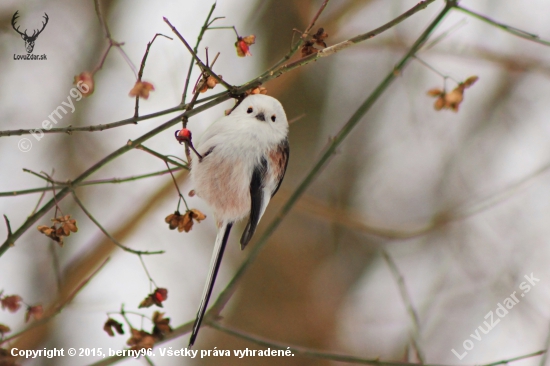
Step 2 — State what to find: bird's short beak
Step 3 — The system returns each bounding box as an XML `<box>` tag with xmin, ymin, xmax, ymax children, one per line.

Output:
<box><xmin>255</xmin><ymin>112</ymin><xmax>266</xmax><ymax>122</ymax></box>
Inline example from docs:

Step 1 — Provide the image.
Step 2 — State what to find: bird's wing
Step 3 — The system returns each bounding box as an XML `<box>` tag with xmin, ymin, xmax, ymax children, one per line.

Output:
<box><xmin>240</xmin><ymin>139</ymin><xmax>289</xmax><ymax>249</ymax></box>
<box><xmin>270</xmin><ymin>138</ymin><xmax>289</xmax><ymax>198</ymax></box>
<box><xmin>240</xmin><ymin>157</ymin><xmax>267</xmax><ymax>249</ymax></box>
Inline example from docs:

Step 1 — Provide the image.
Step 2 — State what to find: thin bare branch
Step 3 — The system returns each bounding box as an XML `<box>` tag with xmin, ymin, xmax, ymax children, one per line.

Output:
<box><xmin>163</xmin><ymin>17</ymin><xmax>233</xmax><ymax>92</ymax></box>
<box><xmin>182</xmin><ymin>2</ymin><xmax>217</xmax><ymax>104</ymax></box>
<box><xmin>134</xmin><ymin>33</ymin><xmax>173</xmax><ymax>117</ymax></box>
<box><xmin>72</xmin><ymin>192</ymin><xmax>164</xmax><ymax>256</ymax></box>
<box><xmin>455</xmin><ymin>5</ymin><xmax>550</xmax><ymax>47</ymax></box>
<box><xmin>136</xmin><ymin>145</ymin><xmax>189</xmax><ymax>169</ymax></box>
<box><xmin>381</xmin><ymin>250</ymin><xmax>424</xmax><ymax>363</ymax></box>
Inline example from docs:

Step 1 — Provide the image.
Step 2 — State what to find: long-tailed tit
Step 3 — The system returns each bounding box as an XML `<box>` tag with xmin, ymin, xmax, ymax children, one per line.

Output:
<box><xmin>188</xmin><ymin>94</ymin><xmax>289</xmax><ymax>347</ymax></box>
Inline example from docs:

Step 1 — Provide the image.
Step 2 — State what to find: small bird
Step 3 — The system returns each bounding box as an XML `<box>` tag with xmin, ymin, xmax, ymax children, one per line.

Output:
<box><xmin>188</xmin><ymin>94</ymin><xmax>289</xmax><ymax>347</ymax></box>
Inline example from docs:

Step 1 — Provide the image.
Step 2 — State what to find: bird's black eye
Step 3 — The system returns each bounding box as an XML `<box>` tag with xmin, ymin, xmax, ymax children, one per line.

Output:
<box><xmin>247</xmin><ymin>107</ymin><xmax>253</xmax><ymax>114</ymax></box>
<box><xmin>271</xmin><ymin>115</ymin><xmax>276</xmax><ymax>122</ymax></box>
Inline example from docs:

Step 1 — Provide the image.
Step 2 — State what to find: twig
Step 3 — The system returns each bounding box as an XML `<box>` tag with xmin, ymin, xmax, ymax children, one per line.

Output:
<box><xmin>72</xmin><ymin>192</ymin><xmax>164</xmax><ymax>256</ymax></box>
<box><xmin>3</xmin><ymin>215</ymin><xmax>12</xmax><ymax>240</ymax></box>
<box><xmin>0</xmin><ymin>167</ymin><xmax>185</xmax><ymax>197</ymax></box>
<box><xmin>303</xmin><ymin>0</ymin><xmax>330</xmax><ymax>38</ymax></box>
<box><xmin>539</xmin><ymin>323</ymin><xmax>550</xmax><ymax>366</ymax></box>
<box><xmin>482</xmin><ymin>350</ymin><xmax>546</xmax><ymax>366</ymax></box>
<box><xmin>454</xmin><ymin>5</ymin><xmax>550</xmax><ymax>47</ymax></box>
<box><xmin>381</xmin><ymin>250</ymin><xmax>424</xmax><ymax>363</ymax></box>
<box><xmin>94</xmin><ymin>0</ymin><xmax>112</xmax><ymax>39</ymax></box>
<box><xmin>138</xmin><ymin>255</ymin><xmax>158</xmax><ymax>289</ymax></box>
<box><xmin>423</xmin><ymin>18</ymin><xmax>468</xmax><ymax>50</ymax></box>
<box><xmin>134</xmin><ymin>33</ymin><xmax>173</xmax><ymax>118</ymax></box>
<box><xmin>413</xmin><ymin>55</ymin><xmax>459</xmax><ymax>84</ymax></box>
<box><xmin>22</xmin><ymin>168</ymin><xmax>57</xmax><ymax>183</ymax></box>
<box><xmin>136</xmin><ymin>145</ymin><xmax>189</xmax><ymax>169</ymax></box>
<box><xmin>163</xmin><ymin>17</ymin><xmax>233</xmax><ymax>92</ymax></box>
<box><xmin>182</xmin><ymin>2</ymin><xmax>217</xmax><ymax>104</ymax></box>
<box><xmin>0</xmin><ymin>104</ymin><xmax>184</xmax><ymax>137</ymax></box>
<box><xmin>261</xmin><ymin>0</ymin><xmax>331</xmax><ymax>76</ymax></box>
<box><xmin>29</xmin><ymin>168</ymin><xmax>53</xmax><ymax>217</ymax></box>
<box><xmin>93</xmin><ymin>0</ymin><xmax>137</xmax><ymax>77</ymax></box>
<box><xmin>164</xmin><ymin>161</ymin><xmax>189</xmax><ymax>212</ymax></box>
<box><xmin>0</xmin><ymin>258</ymin><xmax>110</xmax><ymax>345</ymax></box>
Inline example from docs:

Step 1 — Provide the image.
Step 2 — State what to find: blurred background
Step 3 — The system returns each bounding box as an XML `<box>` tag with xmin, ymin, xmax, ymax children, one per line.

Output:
<box><xmin>2</xmin><ymin>0</ymin><xmax>550</xmax><ymax>365</ymax></box>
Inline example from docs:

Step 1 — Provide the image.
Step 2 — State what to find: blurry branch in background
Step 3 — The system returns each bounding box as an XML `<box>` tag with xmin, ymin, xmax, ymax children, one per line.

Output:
<box><xmin>210</xmin><ymin>322</ymin><xmax>546</xmax><ymax>366</ymax></box>
<box><xmin>381</xmin><ymin>251</ymin><xmax>424</xmax><ymax>363</ymax></box>
<box><xmin>0</xmin><ymin>258</ymin><xmax>109</xmax><ymax>345</ymax></box>
<box><xmin>210</xmin><ymin>321</ymin><xmax>424</xmax><ymax>366</ymax></box>
<box><xmin>92</xmin><ymin>0</ymin><xmax>137</xmax><ymax>77</ymax></box>
<box><xmin>454</xmin><ymin>5</ymin><xmax>550</xmax><ymax>47</ymax></box>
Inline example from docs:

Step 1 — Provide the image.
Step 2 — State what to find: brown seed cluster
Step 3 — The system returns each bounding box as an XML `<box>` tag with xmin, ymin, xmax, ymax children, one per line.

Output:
<box><xmin>427</xmin><ymin>76</ymin><xmax>479</xmax><ymax>112</ymax></box>
<box><xmin>165</xmin><ymin>209</ymin><xmax>206</xmax><ymax>233</ymax></box>
<box><xmin>104</xmin><ymin>312</ymin><xmax>172</xmax><ymax>350</ymax></box>
<box><xmin>245</xmin><ymin>86</ymin><xmax>267</xmax><ymax>96</ymax></box>
<box><xmin>195</xmin><ymin>74</ymin><xmax>223</xmax><ymax>94</ymax></box>
<box><xmin>301</xmin><ymin>28</ymin><xmax>329</xmax><ymax>57</ymax></box>
<box><xmin>37</xmin><ymin>215</ymin><xmax>78</xmax><ymax>246</ymax></box>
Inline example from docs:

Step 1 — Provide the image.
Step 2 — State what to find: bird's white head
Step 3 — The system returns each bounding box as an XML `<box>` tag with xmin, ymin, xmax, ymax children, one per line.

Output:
<box><xmin>230</xmin><ymin>94</ymin><xmax>288</xmax><ymax>139</ymax></box>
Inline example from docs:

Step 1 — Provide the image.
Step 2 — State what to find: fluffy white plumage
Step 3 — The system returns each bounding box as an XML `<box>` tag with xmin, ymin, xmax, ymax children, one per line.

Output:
<box><xmin>188</xmin><ymin>94</ymin><xmax>289</xmax><ymax>347</ymax></box>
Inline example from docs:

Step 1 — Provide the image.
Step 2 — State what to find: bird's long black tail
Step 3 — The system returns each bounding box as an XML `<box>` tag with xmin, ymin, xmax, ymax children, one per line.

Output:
<box><xmin>188</xmin><ymin>221</ymin><xmax>233</xmax><ymax>348</ymax></box>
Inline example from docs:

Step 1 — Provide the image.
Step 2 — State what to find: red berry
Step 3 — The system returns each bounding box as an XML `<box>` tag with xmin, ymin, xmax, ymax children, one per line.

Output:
<box><xmin>175</xmin><ymin>128</ymin><xmax>191</xmax><ymax>144</ymax></box>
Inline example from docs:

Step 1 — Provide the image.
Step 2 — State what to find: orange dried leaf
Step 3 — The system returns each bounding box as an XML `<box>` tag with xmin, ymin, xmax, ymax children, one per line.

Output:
<box><xmin>463</xmin><ymin>75</ymin><xmax>479</xmax><ymax>88</ymax></box>
<box><xmin>427</xmin><ymin>88</ymin><xmax>443</xmax><ymax>97</ymax></box>
<box><xmin>129</xmin><ymin>81</ymin><xmax>155</xmax><ymax>99</ymax></box>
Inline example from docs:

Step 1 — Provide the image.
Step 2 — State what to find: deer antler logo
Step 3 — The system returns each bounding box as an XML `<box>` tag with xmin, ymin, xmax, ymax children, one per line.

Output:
<box><xmin>12</xmin><ymin>11</ymin><xmax>49</xmax><ymax>54</ymax></box>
